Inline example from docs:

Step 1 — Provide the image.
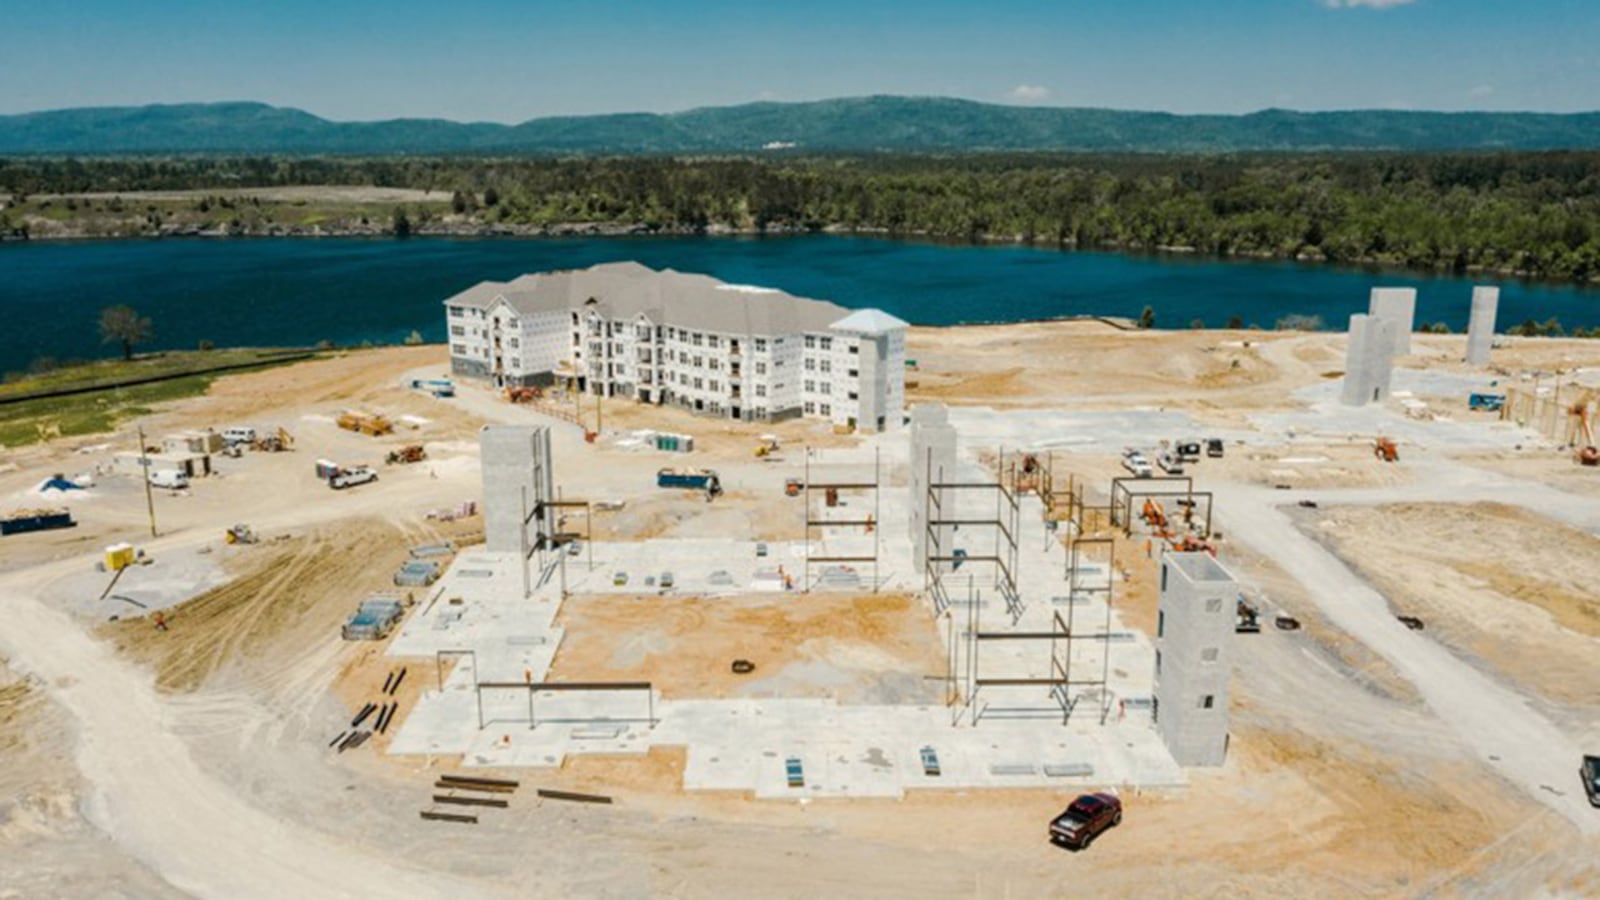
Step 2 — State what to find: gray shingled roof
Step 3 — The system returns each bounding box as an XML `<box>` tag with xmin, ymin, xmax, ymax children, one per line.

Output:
<box><xmin>442</xmin><ymin>263</ymin><xmax>855</xmax><ymax>336</ymax></box>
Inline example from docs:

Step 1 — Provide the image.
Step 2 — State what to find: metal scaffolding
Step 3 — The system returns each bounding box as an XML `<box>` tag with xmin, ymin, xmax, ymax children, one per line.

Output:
<box><xmin>801</xmin><ymin>446</ymin><xmax>882</xmax><ymax>592</ymax></box>
<box><xmin>1108</xmin><ymin>475</ymin><xmax>1214</xmax><ymax>540</ymax></box>
<box><xmin>923</xmin><ymin>447</ymin><xmax>1020</xmax><ymax>620</ymax></box>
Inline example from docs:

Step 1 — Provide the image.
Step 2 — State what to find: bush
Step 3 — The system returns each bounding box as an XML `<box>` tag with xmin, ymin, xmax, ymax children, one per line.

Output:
<box><xmin>197</xmin><ymin>339</ymin><xmax>215</xmax><ymax>351</ymax></box>
<box><xmin>403</xmin><ymin>330</ymin><xmax>424</xmax><ymax>346</ymax></box>
<box><xmin>1138</xmin><ymin>306</ymin><xmax>1156</xmax><ymax>329</ymax></box>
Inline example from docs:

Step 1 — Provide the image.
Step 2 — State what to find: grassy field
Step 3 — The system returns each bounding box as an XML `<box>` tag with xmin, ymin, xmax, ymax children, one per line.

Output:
<box><xmin>0</xmin><ymin>349</ymin><xmax>319</xmax><ymax>448</ymax></box>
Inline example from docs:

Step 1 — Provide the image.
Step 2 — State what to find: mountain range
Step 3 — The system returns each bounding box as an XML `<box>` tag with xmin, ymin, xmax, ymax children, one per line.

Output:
<box><xmin>2</xmin><ymin>96</ymin><xmax>1598</xmax><ymax>155</ymax></box>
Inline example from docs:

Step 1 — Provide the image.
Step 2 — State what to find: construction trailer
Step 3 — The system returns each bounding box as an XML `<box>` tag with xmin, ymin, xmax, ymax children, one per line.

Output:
<box><xmin>114</xmin><ymin>450</ymin><xmax>212</xmax><ymax>479</ymax></box>
<box><xmin>162</xmin><ymin>430</ymin><xmax>225</xmax><ymax>455</ymax></box>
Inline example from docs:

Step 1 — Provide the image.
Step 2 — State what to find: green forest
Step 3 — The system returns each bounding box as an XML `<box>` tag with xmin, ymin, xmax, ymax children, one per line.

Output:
<box><xmin>4</xmin><ymin>152</ymin><xmax>1600</xmax><ymax>283</ymax></box>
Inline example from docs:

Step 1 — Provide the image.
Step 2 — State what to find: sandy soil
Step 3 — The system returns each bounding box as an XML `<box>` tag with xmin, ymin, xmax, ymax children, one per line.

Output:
<box><xmin>549</xmin><ymin>592</ymin><xmax>942</xmax><ymax>703</ymax></box>
<box><xmin>4</xmin><ymin>330</ymin><xmax>1600</xmax><ymax>897</ymax></box>
<box><xmin>1310</xmin><ymin>502</ymin><xmax>1600</xmax><ymax>706</ymax></box>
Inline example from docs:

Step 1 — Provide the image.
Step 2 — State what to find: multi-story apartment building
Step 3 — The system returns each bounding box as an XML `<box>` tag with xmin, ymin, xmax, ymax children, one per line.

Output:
<box><xmin>443</xmin><ymin>262</ymin><xmax>908</xmax><ymax>432</ymax></box>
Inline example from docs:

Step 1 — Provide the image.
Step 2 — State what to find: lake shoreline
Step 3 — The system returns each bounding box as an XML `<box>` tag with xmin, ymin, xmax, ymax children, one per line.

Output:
<box><xmin>4</xmin><ymin>222</ymin><xmax>1597</xmax><ymax>291</ymax></box>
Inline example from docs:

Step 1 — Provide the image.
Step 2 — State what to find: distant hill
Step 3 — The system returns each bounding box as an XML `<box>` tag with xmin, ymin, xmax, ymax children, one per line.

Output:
<box><xmin>2</xmin><ymin>97</ymin><xmax>1599</xmax><ymax>155</ymax></box>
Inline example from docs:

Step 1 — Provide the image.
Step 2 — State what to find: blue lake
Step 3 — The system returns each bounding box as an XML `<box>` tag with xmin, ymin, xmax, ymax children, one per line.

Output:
<box><xmin>2</xmin><ymin>235</ymin><xmax>1597</xmax><ymax>369</ymax></box>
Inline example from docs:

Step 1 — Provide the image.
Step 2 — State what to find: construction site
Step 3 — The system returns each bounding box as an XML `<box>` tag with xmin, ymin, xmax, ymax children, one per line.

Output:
<box><xmin>1</xmin><ymin>294</ymin><xmax>1599</xmax><ymax>898</ymax></box>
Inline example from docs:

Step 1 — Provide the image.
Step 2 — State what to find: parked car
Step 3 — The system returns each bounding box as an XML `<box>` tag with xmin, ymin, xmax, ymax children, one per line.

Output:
<box><xmin>1206</xmin><ymin>438</ymin><xmax>1226</xmax><ymax>458</ymax></box>
<box><xmin>755</xmin><ymin>542</ymin><xmax>769</xmax><ymax>557</ymax></box>
<box><xmin>566</xmin><ymin>540</ymin><xmax>582</xmax><ymax>557</ymax></box>
<box><xmin>1582</xmin><ymin>755</ymin><xmax>1600</xmax><ymax>807</ymax></box>
<box><xmin>659</xmin><ymin>571</ymin><xmax>674</xmax><ymax>589</ymax></box>
<box><xmin>1049</xmin><ymin>793</ymin><xmax>1122</xmax><ymax>849</ymax></box>
<box><xmin>1121</xmin><ymin>451</ymin><xmax>1152</xmax><ymax>479</ymax></box>
<box><xmin>612</xmin><ymin>571</ymin><xmax>629</xmax><ymax>587</ymax></box>
<box><xmin>1157</xmin><ymin>452</ymin><xmax>1185</xmax><ymax>475</ymax></box>
<box><xmin>329</xmin><ymin>466</ymin><xmax>378</xmax><ymax>490</ymax></box>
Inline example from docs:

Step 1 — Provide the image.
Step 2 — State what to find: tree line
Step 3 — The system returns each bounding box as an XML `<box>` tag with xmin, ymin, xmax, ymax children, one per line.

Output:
<box><xmin>4</xmin><ymin>152</ymin><xmax>1600</xmax><ymax>282</ymax></box>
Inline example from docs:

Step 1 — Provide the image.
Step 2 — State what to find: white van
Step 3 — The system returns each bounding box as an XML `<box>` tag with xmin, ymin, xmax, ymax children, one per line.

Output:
<box><xmin>222</xmin><ymin>426</ymin><xmax>257</xmax><ymax>446</ymax></box>
<box><xmin>148</xmin><ymin>469</ymin><xmax>190</xmax><ymax>490</ymax></box>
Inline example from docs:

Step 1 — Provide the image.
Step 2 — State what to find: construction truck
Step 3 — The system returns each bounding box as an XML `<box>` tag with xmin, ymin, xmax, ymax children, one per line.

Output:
<box><xmin>225</xmin><ymin>524</ymin><xmax>258</xmax><ymax>545</ymax></box>
<box><xmin>506</xmin><ymin>386</ymin><xmax>542</xmax><ymax>404</ymax></box>
<box><xmin>1468</xmin><ymin>393</ymin><xmax>1505</xmax><ymax>412</ymax></box>
<box><xmin>385</xmin><ymin>444</ymin><xmax>427</xmax><ymax>465</ymax></box>
<box><xmin>1374</xmin><ymin>437</ymin><xmax>1399</xmax><ymax>462</ymax></box>
<box><xmin>785</xmin><ymin>478</ymin><xmax>803</xmax><ymax>497</ymax></box>
<box><xmin>253</xmin><ymin>427</ymin><xmax>294</xmax><ymax>452</ymax></box>
<box><xmin>1236</xmin><ymin>598</ymin><xmax>1261</xmax><ymax>633</ymax></box>
<box><xmin>338</xmin><ymin>412</ymin><xmax>394</xmax><ymax>437</ymax></box>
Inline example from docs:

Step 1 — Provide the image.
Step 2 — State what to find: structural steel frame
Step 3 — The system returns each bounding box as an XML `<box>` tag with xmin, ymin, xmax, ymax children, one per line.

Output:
<box><xmin>473</xmin><ymin>680</ymin><xmax>657</xmax><ymax>730</ymax></box>
<box><xmin>1108</xmin><ymin>475</ymin><xmax>1213</xmax><ymax>539</ymax></box>
<box><xmin>923</xmin><ymin>447</ymin><xmax>1021</xmax><ymax>621</ymax></box>
<box><xmin>801</xmin><ymin>446</ymin><xmax>882</xmax><ymax>593</ymax></box>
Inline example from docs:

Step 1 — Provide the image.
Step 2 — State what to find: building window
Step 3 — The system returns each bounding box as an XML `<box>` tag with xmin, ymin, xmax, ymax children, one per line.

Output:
<box><xmin>848</xmin><ymin>344</ymin><xmax>859</xmax><ymax>355</ymax></box>
<box><xmin>819</xmin><ymin>404</ymin><xmax>831</xmax><ymax>415</ymax></box>
<box><xmin>1200</xmin><ymin>695</ymin><xmax>1215</xmax><ymax>710</ymax></box>
<box><xmin>755</xmin><ymin>362</ymin><xmax>767</xmax><ymax>375</ymax></box>
<box><xmin>755</xmin><ymin>338</ymin><xmax>767</xmax><ymax>352</ymax></box>
<box><xmin>450</xmin><ymin>325</ymin><xmax>465</xmax><ymax>337</ymax></box>
<box><xmin>804</xmin><ymin>380</ymin><xmax>815</xmax><ymax>392</ymax></box>
<box><xmin>755</xmin><ymin>385</ymin><xmax>766</xmax><ymax>397</ymax></box>
<box><xmin>451</xmin><ymin>344</ymin><xmax>467</xmax><ymax>356</ymax></box>
<box><xmin>1161</xmin><ymin>565</ymin><xmax>1168</xmax><ymax>592</ymax></box>
<box><xmin>1157</xmin><ymin>611</ymin><xmax>1164</xmax><ymax>638</ymax></box>
<box><xmin>819</xmin><ymin>337</ymin><xmax>832</xmax><ymax>350</ymax></box>
<box><xmin>708</xmin><ymin>380</ymin><xmax>719</xmax><ymax>391</ymax></box>
<box><xmin>847</xmin><ymin>369</ymin><xmax>858</xmax><ymax>378</ymax></box>
<box><xmin>820</xmin><ymin>383</ymin><xmax>831</xmax><ymax>395</ymax></box>
<box><xmin>805</xmin><ymin>358</ymin><xmax>815</xmax><ymax>371</ymax></box>
<box><xmin>804</xmin><ymin>401</ymin><xmax>815</xmax><ymax>414</ymax></box>
<box><xmin>819</xmin><ymin>359</ymin><xmax>831</xmax><ymax>373</ymax></box>
<box><xmin>1201</xmin><ymin>647</ymin><xmax>1219</xmax><ymax>663</ymax></box>
<box><xmin>847</xmin><ymin>391</ymin><xmax>858</xmax><ymax>400</ymax></box>
<box><xmin>805</xmin><ymin>335</ymin><xmax>816</xmax><ymax>349</ymax></box>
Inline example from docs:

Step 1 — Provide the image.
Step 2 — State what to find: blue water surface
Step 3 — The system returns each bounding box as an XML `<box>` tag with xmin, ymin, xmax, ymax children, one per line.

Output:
<box><xmin>1</xmin><ymin>234</ymin><xmax>1596</xmax><ymax>369</ymax></box>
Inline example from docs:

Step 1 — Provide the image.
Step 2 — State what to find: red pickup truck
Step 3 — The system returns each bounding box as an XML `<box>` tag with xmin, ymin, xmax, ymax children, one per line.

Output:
<box><xmin>1049</xmin><ymin>792</ymin><xmax>1122</xmax><ymax>849</ymax></box>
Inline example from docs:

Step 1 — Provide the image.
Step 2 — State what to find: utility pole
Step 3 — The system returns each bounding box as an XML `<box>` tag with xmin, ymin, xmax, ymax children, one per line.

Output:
<box><xmin>136</xmin><ymin>425</ymin><xmax>157</xmax><ymax>538</ymax></box>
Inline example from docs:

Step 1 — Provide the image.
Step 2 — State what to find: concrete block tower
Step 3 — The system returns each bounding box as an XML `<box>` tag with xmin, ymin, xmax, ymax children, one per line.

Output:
<box><xmin>1153</xmin><ymin>551</ymin><xmax>1238</xmax><ymax>767</ymax></box>
<box><xmin>1466</xmin><ymin>286</ymin><xmax>1499</xmax><ymax>366</ymax></box>
<box><xmin>1340</xmin><ymin>314</ymin><xmax>1397</xmax><ymax>407</ymax></box>
<box><xmin>908</xmin><ymin>404</ymin><xmax>958</xmax><ymax>573</ymax></box>
<box><xmin>480</xmin><ymin>425</ymin><xmax>554</xmax><ymax>554</ymax></box>
<box><xmin>1368</xmin><ymin>287</ymin><xmax>1417</xmax><ymax>355</ymax></box>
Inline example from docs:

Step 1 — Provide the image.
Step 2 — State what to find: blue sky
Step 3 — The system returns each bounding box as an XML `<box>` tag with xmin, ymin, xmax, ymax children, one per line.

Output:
<box><xmin>3</xmin><ymin>0</ymin><xmax>1596</xmax><ymax>119</ymax></box>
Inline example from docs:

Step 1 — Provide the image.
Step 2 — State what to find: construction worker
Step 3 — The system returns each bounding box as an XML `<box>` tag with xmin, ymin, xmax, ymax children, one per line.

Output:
<box><xmin>1144</xmin><ymin>538</ymin><xmax>1152</xmax><ymax>559</ymax></box>
<box><xmin>152</xmin><ymin>611</ymin><xmax>168</xmax><ymax>632</ymax></box>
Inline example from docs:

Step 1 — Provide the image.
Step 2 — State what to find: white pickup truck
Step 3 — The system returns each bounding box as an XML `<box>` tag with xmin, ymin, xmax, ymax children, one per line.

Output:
<box><xmin>329</xmin><ymin>466</ymin><xmax>378</xmax><ymax>490</ymax></box>
<box><xmin>1121</xmin><ymin>450</ymin><xmax>1153</xmax><ymax>478</ymax></box>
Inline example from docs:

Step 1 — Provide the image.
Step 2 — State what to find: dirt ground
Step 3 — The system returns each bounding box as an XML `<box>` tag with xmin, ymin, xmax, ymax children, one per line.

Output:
<box><xmin>6</xmin><ymin>330</ymin><xmax>1600</xmax><ymax>897</ymax></box>
<box><xmin>549</xmin><ymin>592</ymin><xmax>943</xmax><ymax>704</ymax></box>
<box><xmin>1309</xmin><ymin>502</ymin><xmax>1600</xmax><ymax>706</ymax></box>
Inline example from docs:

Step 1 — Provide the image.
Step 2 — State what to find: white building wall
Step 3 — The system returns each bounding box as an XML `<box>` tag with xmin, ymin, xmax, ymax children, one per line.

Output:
<box><xmin>1466</xmin><ymin>286</ymin><xmax>1499</xmax><ymax>366</ymax></box>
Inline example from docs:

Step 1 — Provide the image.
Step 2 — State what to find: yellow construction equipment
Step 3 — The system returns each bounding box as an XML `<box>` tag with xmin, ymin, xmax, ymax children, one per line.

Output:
<box><xmin>253</xmin><ymin>427</ymin><xmax>294</xmax><ymax>452</ymax></box>
<box><xmin>386</xmin><ymin>444</ymin><xmax>428</xmax><ymax>465</ymax></box>
<box><xmin>337</xmin><ymin>412</ymin><xmax>394</xmax><ymax>437</ymax></box>
<box><xmin>755</xmin><ymin>435</ymin><xmax>781</xmax><ymax>458</ymax></box>
<box><xmin>225</xmin><ymin>524</ymin><xmax>258</xmax><ymax>545</ymax></box>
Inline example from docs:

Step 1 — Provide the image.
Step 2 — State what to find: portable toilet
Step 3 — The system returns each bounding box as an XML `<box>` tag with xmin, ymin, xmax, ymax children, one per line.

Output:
<box><xmin>105</xmin><ymin>542</ymin><xmax>136</xmax><ymax>571</ymax></box>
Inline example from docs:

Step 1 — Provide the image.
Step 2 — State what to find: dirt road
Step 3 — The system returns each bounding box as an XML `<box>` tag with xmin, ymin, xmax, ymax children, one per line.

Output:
<box><xmin>0</xmin><ymin>550</ymin><xmax>496</xmax><ymax>898</ymax></box>
<box><xmin>1217</xmin><ymin>482</ymin><xmax>1599</xmax><ymax>833</ymax></box>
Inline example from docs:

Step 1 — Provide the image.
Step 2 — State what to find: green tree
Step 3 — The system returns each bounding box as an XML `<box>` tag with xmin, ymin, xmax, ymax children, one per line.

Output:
<box><xmin>98</xmin><ymin>305</ymin><xmax>152</xmax><ymax>361</ymax></box>
<box><xmin>392</xmin><ymin>206</ymin><xmax>412</xmax><ymax>237</ymax></box>
<box><xmin>1138</xmin><ymin>306</ymin><xmax>1156</xmax><ymax>329</ymax></box>
<box><xmin>403</xmin><ymin>330</ymin><xmax>424</xmax><ymax>345</ymax></box>
<box><xmin>483</xmin><ymin>187</ymin><xmax>499</xmax><ymax>207</ymax></box>
<box><xmin>1227</xmin><ymin>316</ymin><xmax>1244</xmax><ymax>329</ymax></box>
